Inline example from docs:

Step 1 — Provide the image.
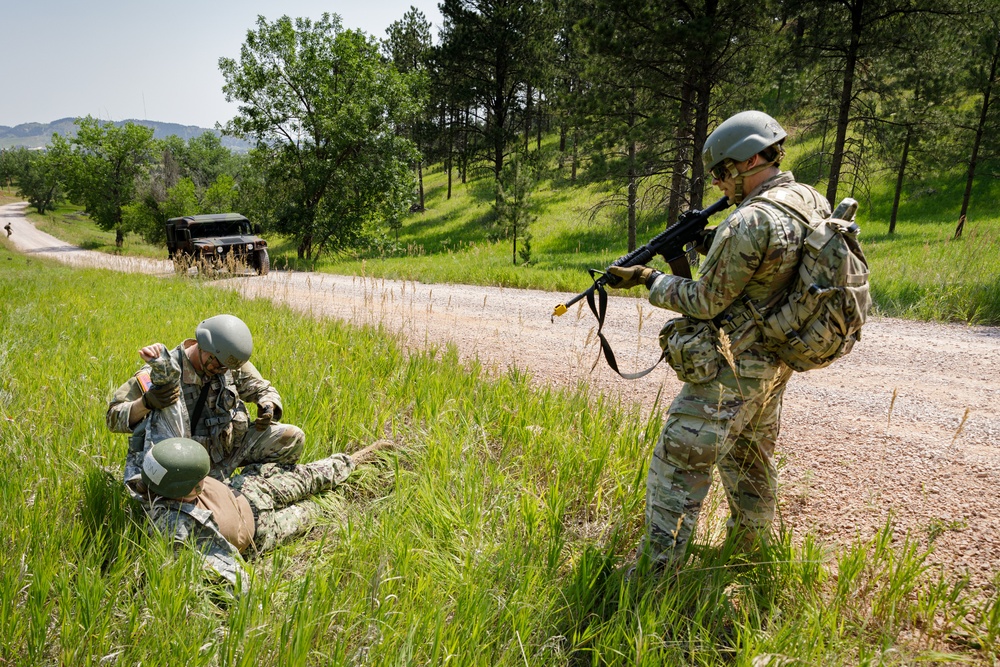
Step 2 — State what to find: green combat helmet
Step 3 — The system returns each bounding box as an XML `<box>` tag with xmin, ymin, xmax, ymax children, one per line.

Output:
<box><xmin>195</xmin><ymin>314</ymin><xmax>253</xmax><ymax>369</ymax></box>
<box><xmin>141</xmin><ymin>437</ymin><xmax>210</xmax><ymax>498</ymax></box>
<box><xmin>702</xmin><ymin>110</ymin><xmax>787</xmax><ymax>203</ymax></box>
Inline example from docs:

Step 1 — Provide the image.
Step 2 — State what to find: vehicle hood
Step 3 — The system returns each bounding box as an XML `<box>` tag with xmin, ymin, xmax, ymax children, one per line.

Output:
<box><xmin>193</xmin><ymin>236</ymin><xmax>264</xmax><ymax>246</ymax></box>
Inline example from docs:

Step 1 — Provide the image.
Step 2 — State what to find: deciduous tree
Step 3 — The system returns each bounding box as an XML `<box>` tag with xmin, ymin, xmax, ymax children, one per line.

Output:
<box><xmin>65</xmin><ymin>117</ymin><xmax>156</xmax><ymax>246</ymax></box>
<box><xmin>220</xmin><ymin>14</ymin><xmax>419</xmax><ymax>259</ymax></box>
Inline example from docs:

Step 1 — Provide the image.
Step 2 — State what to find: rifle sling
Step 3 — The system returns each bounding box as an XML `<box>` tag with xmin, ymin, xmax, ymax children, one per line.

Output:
<box><xmin>189</xmin><ymin>381</ymin><xmax>211</xmax><ymax>434</ymax></box>
<box><xmin>586</xmin><ymin>273</ymin><xmax>664</xmax><ymax>380</ymax></box>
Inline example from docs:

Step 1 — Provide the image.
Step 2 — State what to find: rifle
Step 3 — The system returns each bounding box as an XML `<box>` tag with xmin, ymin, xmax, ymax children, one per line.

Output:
<box><xmin>551</xmin><ymin>196</ymin><xmax>732</xmax><ymax>379</ymax></box>
<box><xmin>552</xmin><ymin>196</ymin><xmax>732</xmax><ymax>318</ymax></box>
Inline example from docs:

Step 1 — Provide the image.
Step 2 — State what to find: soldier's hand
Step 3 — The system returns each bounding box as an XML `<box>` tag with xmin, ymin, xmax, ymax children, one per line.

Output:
<box><xmin>255</xmin><ymin>402</ymin><xmax>275</xmax><ymax>431</ymax></box>
<box><xmin>143</xmin><ymin>382</ymin><xmax>180</xmax><ymax>410</ymax></box>
<box><xmin>607</xmin><ymin>265</ymin><xmax>656</xmax><ymax>290</ymax></box>
<box><xmin>139</xmin><ymin>343</ymin><xmax>168</xmax><ymax>362</ymax></box>
<box><xmin>694</xmin><ymin>228</ymin><xmax>716</xmax><ymax>256</ymax></box>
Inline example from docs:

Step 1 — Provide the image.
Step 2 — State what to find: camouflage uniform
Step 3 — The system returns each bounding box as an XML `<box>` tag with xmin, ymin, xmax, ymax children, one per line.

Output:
<box><xmin>643</xmin><ymin>172</ymin><xmax>830</xmax><ymax>565</ymax></box>
<box><xmin>108</xmin><ymin>339</ymin><xmax>305</xmax><ymax>491</ymax></box>
<box><xmin>141</xmin><ymin>454</ymin><xmax>355</xmax><ymax>594</ymax></box>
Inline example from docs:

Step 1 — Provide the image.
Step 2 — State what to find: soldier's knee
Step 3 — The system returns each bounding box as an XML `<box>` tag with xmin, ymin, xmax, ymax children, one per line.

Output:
<box><xmin>279</xmin><ymin>425</ymin><xmax>305</xmax><ymax>456</ymax></box>
<box><xmin>659</xmin><ymin>415</ymin><xmax>723</xmax><ymax>472</ymax></box>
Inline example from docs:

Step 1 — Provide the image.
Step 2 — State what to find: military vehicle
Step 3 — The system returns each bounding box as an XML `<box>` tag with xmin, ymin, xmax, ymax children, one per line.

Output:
<box><xmin>165</xmin><ymin>213</ymin><xmax>269</xmax><ymax>275</ymax></box>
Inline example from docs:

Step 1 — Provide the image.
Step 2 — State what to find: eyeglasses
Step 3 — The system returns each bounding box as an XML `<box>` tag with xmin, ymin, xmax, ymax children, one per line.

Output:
<box><xmin>710</xmin><ymin>163</ymin><xmax>730</xmax><ymax>182</ymax></box>
<box><xmin>200</xmin><ymin>349</ymin><xmax>228</xmax><ymax>372</ymax></box>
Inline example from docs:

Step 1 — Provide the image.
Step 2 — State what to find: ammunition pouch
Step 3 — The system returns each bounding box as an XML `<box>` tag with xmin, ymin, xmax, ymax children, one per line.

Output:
<box><xmin>658</xmin><ymin>317</ymin><xmax>722</xmax><ymax>384</ymax></box>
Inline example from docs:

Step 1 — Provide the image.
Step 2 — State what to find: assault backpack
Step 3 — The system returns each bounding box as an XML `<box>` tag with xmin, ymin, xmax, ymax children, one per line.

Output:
<box><xmin>750</xmin><ymin>193</ymin><xmax>871</xmax><ymax>372</ymax></box>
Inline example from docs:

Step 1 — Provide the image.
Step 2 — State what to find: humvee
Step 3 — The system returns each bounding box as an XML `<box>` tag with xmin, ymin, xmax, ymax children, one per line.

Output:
<box><xmin>165</xmin><ymin>213</ymin><xmax>269</xmax><ymax>275</ymax></box>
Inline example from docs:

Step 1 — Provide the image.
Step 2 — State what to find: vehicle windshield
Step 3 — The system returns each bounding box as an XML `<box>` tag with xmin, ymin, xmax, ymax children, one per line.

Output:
<box><xmin>190</xmin><ymin>220</ymin><xmax>251</xmax><ymax>238</ymax></box>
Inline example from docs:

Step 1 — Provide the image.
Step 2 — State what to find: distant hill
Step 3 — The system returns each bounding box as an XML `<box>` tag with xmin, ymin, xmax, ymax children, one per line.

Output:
<box><xmin>0</xmin><ymin>118</ymin><xmax>253</xmax><ymax>152</ymax></box>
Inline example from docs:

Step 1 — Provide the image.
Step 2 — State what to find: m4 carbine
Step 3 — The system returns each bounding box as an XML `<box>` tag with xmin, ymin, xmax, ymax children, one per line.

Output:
<box><xmin>552</xmin><ymin>196</ymin><xmax>732</xmax><ymax>318</ymax></box>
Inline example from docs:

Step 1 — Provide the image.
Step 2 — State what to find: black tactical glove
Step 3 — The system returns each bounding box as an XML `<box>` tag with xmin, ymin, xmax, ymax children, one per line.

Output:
<box><xmin>607</xmin><ymin>265</ymin><xmax>658</xmax><ymax>290</ymax></box>
<box><xmin>255</xmin><ymin>402</ymin><xmax>275</xmax><ymax>431</ymax></box>
<box><xmin>142</xmin><ymin>382</ymin><xmax>180</xmax><ymax>410</ymax></box>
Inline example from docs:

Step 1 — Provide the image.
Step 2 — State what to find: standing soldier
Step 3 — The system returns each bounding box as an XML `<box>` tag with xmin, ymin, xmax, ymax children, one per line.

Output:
<box><xmin>107</xmin><ymin>314</ymin><xmax>306</xmax><ymax>494</ymax></box>
<box><xmin>608</xmin><ymin>111</ymin><xmax>831</xmax><ymax>570</ymax></box>
<box><xmin>4</xmin><ymin>221</ymin><xmax>11</xmax><ymax>238</ymax></box>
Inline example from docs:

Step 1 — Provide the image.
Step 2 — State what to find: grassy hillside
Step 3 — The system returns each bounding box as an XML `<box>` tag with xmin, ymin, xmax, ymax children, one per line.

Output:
<box><xmin>2</xmin><ymin>246</ymin><xmax>999</xmax><ymax>664</ymax></box>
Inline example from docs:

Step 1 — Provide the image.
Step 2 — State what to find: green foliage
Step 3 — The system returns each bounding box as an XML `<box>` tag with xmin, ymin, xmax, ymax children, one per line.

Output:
<box><xmin>493</xmin><ymin>154</ymin><xmax>537</xmax><ymax>265</ymax></box>
<box><xmin>13</xmin><ymin>137</ymin><xmax>70</xmax><ymax>214</ymax></box>
<box><xmin>64</xmin><ymin>116</ymin><xmax>157</xmax><ymax>246</ymax></box>
<box><xmin>220</xmin><ymin>13</ymin><xmax>420</xmax><ymax>260</ymax></box>
<box><xmin>202</xmin><ymin>173</ymin><xmax>238</xmax><ymax>214</ymax></box>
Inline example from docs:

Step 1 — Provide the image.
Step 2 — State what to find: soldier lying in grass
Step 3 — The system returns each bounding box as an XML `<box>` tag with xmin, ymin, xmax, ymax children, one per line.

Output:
<box><xmin>135</xmin><ymin>437</ymin><xmax>389</xmax><ymax>595</ymax></box>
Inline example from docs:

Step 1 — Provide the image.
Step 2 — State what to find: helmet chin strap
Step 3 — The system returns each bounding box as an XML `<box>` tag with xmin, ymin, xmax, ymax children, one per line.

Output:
<box><xmin>725</xmin><ymin>145</ymin><xmax>786</xmax><ymax>204</ymax></box>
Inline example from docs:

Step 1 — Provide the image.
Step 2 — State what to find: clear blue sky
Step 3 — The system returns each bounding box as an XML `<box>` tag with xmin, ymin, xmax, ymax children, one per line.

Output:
<box><xmin>0</xmin><ymin>0</ymin><xmax>442</xmax><ymax>129</ymax></box>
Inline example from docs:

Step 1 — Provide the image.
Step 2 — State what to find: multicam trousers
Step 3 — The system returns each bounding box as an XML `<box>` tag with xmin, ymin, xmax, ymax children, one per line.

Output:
<box><xmin>230</xmin><ymin>454</ymin><xmax>355</xmax><ymax>553</ymax></box>
<box><xmin>644</xmin><ymin>361</ymin><xmax>794</xmax><ymax>566</ymax></box>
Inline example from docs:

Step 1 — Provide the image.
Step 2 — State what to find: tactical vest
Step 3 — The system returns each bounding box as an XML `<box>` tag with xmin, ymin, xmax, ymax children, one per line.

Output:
<box><xmin>171</xmin><ymin>346</ymin><xmax>250</xmax><ymax>467</ymax></box>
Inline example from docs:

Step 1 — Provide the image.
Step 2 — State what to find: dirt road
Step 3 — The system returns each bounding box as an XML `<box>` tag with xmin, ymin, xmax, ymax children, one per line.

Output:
<box><xmin>5</xmin><ymin>201</ymin><xmax>999</xmax><ymax>584</ymax></box>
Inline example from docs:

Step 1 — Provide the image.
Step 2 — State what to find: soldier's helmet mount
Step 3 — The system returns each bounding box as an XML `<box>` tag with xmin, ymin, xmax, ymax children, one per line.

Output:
<box><xmin>195</xmin><ymin>314</ymin><xmax>253</xmax><ymax>369</ymax></box>
<box><xmin>141</xmin><ymin>437</ymin><xmax>210</xmax><ymax>499</ymax></box>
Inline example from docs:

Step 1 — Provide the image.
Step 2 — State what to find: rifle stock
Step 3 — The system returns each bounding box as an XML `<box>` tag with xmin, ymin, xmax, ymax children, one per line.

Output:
<box><xmin>552</xmin><ymin>196</ymin><xmax>731</xmax><ymax>317</ymax></box>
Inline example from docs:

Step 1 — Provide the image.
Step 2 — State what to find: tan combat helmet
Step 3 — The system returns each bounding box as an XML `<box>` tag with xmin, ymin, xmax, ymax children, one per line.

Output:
<box><xmin>195</xmin><ymin>314</ymin><xmax>253</xmax><ymax>369</ymax></box>
<box><xmin>702</xmin><ymin>110</ymin><xmax>787</xmax><ymax>203</ymax></box>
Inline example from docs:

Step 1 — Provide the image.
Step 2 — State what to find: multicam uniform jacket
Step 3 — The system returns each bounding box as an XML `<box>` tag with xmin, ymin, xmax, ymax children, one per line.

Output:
<box><xmin>142</xmin><ymin>490</ymin><xmax>252</xmax><ymax>595</ymax></box>
<box><xmin>649</xmin><ymin>171</ymin><xmax>831</xmax><ymax>360</ymax></box>
<box><xmin>108</xmin><ymin>339</ymin><xmax>284</xmax><ymax>487</ymax></box>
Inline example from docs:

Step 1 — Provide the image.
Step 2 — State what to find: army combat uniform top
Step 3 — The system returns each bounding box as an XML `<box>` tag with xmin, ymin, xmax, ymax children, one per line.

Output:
<box><xmin>141</xmin><ymin>455</ymin><xmax>355</xmax><ymax>595</ymax></box>
<box><xmin>642</xmin><ymin>171</ymin><xmax>830</xmax><ymax>564</ymax></box>
<box><xmin>108</xmin><ymin>339</ymin><xmax>305</xmax><ymax>487</ymax></box>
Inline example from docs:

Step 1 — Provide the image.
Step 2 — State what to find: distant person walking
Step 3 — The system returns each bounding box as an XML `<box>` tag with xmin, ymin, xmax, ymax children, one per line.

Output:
<box><xmin>4</xmin><ymin>222</ymin><xmax>11</xmax><ymax>238</ymax></box>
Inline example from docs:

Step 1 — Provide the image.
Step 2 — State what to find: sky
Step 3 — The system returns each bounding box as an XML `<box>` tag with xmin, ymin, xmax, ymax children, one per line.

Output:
<box><xmin>0</xmin><ymin>0</ymin><xmax>443</xmax><ymax>130</ymax></box>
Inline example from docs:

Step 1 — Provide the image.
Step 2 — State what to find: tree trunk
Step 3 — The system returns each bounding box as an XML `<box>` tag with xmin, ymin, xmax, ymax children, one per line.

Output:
<box><xmin>889</xmin><ymin>125</ymin><xmax>911</xmax><ymax>235</ymax></box>
<box><xmin>627</xmin><ymin>93</ymin><xmax>638</xmax><ymax>252</ymax></box>
<box><xmin>115</xmin><ymin>228</ymin><xmax>124</xmax><ymax>247</ymax></box>
<box><xmin>827</xmin><ymin>0</ymin><xmax>864</xmax><ymax>206</ymax></box>
<box><xmin>461</xmin><ymin>106</ymin><xmax>469</xmax><ymax>184</ymax></box>
<box><xmin>417</xmin><ymin>159</ymin><xmax>425</xmax><ymax>211</ymax></box>
<box><xmin>559</xmin><ymin>118</ymin><xmax>567</xmax><ymax>170</ymax></box>
<box><xmin>669</xmin><ymin>78</ymin><xmax>695</xmax><ymax>222</ymax></box>
<box><xmin>447</xmin><ymin>155</ymin><xmax>453</xmax><ymax>200</ymax></box>
<box><xmin>690</xmin><ymin>79</ymin><xmax>711</xmax><ymax>207</ymax></box>
<box><xmin>958</xmin><ymin>29</ymin><xmax>1000</xmax><ymax>236</ymax></box>
<box><xmin>536</xmin><ymin>97</ymin><xmax>543</xmax><ymax>151</ymax></box>
<box><xmin>525</xmin><ymin>84</ymin><xmax>532</xmax><ymax>153</ymax></box>
<box><xmin>571</xmin><ymin>127</ymin><xmax>578</xmax><ymax>183</ymax></box>
<box><xmin>297</xmin><ymin>234</ymin><xmax>313</xmax><ymax>260</ymax></box>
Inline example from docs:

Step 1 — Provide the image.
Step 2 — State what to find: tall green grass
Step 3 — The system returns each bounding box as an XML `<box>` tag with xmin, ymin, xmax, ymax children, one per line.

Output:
<box><xmin>2</xmin><ymin>247</ymin><xmax>999</xmax><ymax>664</ymax></box>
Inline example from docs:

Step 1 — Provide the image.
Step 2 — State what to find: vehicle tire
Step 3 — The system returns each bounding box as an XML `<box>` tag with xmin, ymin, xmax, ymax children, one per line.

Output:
<box><xmin>255</xmin><ymin>249</ymin><xmax>270</xmax><ymax>276</ymax></box>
